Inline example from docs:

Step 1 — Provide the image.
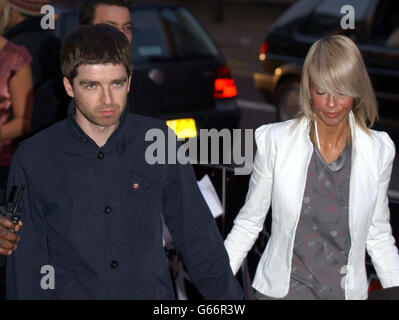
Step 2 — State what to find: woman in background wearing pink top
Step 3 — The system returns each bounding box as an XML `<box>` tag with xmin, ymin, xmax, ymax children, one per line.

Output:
<box><xmin>0</xmin><ymin>0</ymin><xmax>33</xmax><ymax>194</ymax></box>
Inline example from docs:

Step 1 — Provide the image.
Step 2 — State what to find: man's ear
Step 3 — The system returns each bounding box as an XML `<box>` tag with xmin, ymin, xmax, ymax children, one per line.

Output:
<box><xmin>63</xmin><ymin>77</ymin><xmax>75</xmax><ymax>98</ymax></box>
<box><xmin>127</xmin><ymin>73</ymin><xmax>132</xmax><ymax>93</ymax></box>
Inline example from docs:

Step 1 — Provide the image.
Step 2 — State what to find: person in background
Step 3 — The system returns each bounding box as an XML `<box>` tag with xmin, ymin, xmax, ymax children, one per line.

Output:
<box><xmin>4</xmin><ymin>0</ymin><xmax>60</xmax><ymax>90</ymax></box>
<box><xmin>0</xmin><ymin>0</ymin><xmax>33</xmax><ymax>197</ymax></box>
<box><xmin>31</xmin><ymin>0</ymin><xmax>158</xmax><ymax>134</ymax></box>
<box><xmin>224</xmin><ymin>35</ymin><xmax>399</xmax><ymax>300</ymax></box>
<box><xmin>0</xmin><ymin>0</ymin><xmax>33</xmax><ymax>299</ymax></box>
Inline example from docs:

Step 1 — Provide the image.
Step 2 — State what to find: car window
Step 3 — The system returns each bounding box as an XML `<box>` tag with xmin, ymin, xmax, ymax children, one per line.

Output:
<box><xmin>131</xmin><ymin>7</ymin><xmax>219</xmax><ymax>62</ymax></box>
<box><xmin>368</xmin><ymin>0</ymin><xmax>399</xmax><ymax>48</ymax></box>
<box><xmin>299</xmin><ymin>0</ymin><xmax>373</xmax><ymax>37</ymax></box>
<box><xmin>54</xmin><ymin>6</ymin><xmax>219</xmax><ymax>62</ymax></box>
<box><xmin>271</xmin><ymin>0</ymin><xmax>319</xmax><ymax>30</ymax></box>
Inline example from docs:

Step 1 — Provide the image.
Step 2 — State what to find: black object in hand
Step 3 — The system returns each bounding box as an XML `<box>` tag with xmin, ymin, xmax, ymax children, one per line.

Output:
<box><xmin>0</xmin><ymin>185</ymin><xmax>25</xmax><ymax>267</ymax></box>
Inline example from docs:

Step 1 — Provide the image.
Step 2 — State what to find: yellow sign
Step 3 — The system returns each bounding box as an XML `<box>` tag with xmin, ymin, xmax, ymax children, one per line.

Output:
<box><xmin>166</xmin><ymin>118</ymin><xmax>197</xmax><ymax>139</ymax></box>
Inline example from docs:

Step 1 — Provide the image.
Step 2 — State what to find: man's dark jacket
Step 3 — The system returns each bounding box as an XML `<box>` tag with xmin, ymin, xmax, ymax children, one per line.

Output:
<box><xmin>31</xmin><ymin>72</ymin><xmax>159</xmax><ymax>134</ymax></box>
<box><xmin>6</xmin><ymin>103</ymin><xmax>243</xmax><ymax>299</ymax></box>
<box><xmin>4</xmin><ymin>17</ymin><xmax>61</xmax><ymax>90</ymax></box>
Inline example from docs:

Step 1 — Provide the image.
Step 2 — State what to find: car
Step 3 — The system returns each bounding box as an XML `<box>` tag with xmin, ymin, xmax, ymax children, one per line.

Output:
<box><xmin>53</xmin><ymin>1</ymin><xmax>240</xmax><ymax>139</ymax></box>
<box><xmin>253</xmin><ymin>0</ymin><xmax>399</xmax><ymax>139</ymax></box>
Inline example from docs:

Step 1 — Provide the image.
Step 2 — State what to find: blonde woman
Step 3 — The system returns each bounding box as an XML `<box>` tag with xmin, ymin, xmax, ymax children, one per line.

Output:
<box><xmin>225</xmin><ymin>35</ymin><xmax>399</xmax><ymax>300</ymax></box>
<box><xmin>0</xmin><ymin>0</ymin><xmax>33</xmax><ymax>191</ymax></box>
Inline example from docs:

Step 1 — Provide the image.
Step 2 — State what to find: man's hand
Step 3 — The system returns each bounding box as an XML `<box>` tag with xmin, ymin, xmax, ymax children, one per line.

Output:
<box><xmin>0</xmin><ymin>216</ymin><xmax>22</xmax><ymax>256</ymax></box>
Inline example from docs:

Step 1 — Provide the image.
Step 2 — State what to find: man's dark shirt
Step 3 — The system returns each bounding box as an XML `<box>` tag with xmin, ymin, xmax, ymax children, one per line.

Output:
<box><xmin>4</xmin><ymin>17</ymin><xmax>61</xmax><ymax>90</ymax></box>
<box><xmin>31</xmin><ymin>71</ymin><xmax>159</xmax><ymax>134</ymax></box>
<box><xmin>5</xmin><ymin>102</ymin><xmax>243</xmax><ymax>299</ymax></box>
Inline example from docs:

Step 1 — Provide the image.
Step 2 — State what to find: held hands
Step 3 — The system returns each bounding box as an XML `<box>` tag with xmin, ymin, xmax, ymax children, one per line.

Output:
<box><xmin>0</xmin><ymin>216</ymin><xmax>22</xmax><ymax>256</ymax></box>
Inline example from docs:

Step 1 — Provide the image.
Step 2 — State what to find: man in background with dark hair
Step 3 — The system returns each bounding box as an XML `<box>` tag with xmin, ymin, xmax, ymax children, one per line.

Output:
<box><xmin>78</xmin><ymin>0</ymin><xmax>134</xmax><ymax>36</ymax></box>
<box><xmin>31</xmin><ymin>0</ymin><xmax>158</xmax><ymax>134</ymax></box>
<box><xmin>5</xmin><ymin>23</ymin><xmax>243</xmax><ymax>300</ymax></box>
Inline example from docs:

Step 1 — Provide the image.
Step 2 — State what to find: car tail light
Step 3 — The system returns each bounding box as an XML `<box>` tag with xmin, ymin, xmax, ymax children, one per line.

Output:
<box><xmin>259</xmin><ymin>41</ymin><xmax>268</xmax><ymax>61</ymax></box>
<box><xmin>214</xmin><ymin>66</ymin><xmax>237</xmax><ymax>99</ymax></box>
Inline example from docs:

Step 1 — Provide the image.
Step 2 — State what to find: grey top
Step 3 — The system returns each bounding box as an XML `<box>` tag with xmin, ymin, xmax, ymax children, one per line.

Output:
<box><xmin>283</xmin><ymin>142</ymin><xmax>352</xmax><ymax>299</ymax></box>
<box><xmin>255</xmin><ymin>141</ymin><xmax>353</xmax><ymax>301</ymax></box>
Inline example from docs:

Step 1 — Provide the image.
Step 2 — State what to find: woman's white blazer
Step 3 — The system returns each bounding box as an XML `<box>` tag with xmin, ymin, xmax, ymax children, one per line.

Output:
<box><xmin>225</xmin><ymin>113</ymin><xmax>399</xmax><ymax>300</ymax></box>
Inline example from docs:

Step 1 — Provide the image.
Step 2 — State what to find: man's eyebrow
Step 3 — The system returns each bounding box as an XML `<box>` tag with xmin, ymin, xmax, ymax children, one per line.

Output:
<box><xmin>79</xmin><ymin>80</ymin><xmax>100</xmax><ymax>86</ymax></box>
<box><xmin>102</xmin><ymin>20</ymin><xmax>132</xmax><ymax>26</ymax></box>
<box><xmin>102</xmin><ymin>20</ymin><xmax>117</xmax><ymax>25</ymax></box>
<box><xmin>79</xmin><ymin>78</ymin><xmax>128</xmax><ymax>85</ymax></box>
<box><xmin>112</xmin><ymin>77</ymin><xmax>128</xmax><ymax>83</ymax></box>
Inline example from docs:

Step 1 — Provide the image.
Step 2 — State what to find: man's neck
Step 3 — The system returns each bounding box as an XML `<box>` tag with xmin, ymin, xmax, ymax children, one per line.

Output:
<box><xmin>75</xmin><ymin>113</ymin><xmax>119</xmax><ymax>148</ymax></box>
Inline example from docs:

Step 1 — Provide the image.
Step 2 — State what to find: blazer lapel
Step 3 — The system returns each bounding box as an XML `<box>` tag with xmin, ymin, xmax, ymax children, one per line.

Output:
<box><xmin>348</xmin><ymin>113</ymin><xmax>378</xmax><ymax>236</ymax></box>
<box><xmin>274</xmin><ymin>119</ymin><xmax>313</xmax><ymax>226</ymax></box>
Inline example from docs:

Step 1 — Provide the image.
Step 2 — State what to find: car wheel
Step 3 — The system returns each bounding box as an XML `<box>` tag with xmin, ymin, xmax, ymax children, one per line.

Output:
<box><xmin>276</xmin><ymin>80</ymin><xmax>300</xmax><ymax>121</ymax></box>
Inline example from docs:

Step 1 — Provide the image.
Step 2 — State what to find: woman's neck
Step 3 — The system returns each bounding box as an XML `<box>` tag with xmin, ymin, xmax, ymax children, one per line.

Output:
<box><xmin>311</xmin><ymin>118</ymin><xmax>350</xmax><ymax>163</ymax></box>
<box><xmin>318</xmin><ymin>120</ymin><xmax>348</xmax><ymax>146</ymax></box>
<box><xmin>0</xmin><ymin>37</ymin><xmax>7</xmax><ymax>52</ymax></box>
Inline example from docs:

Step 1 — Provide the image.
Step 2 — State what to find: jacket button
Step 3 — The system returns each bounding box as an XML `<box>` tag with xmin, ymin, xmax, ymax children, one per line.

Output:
<box><xmin>81</xmin><ymin>137</ymin><xmax>88</xmax><ymax>142</ymax></box>
<box><xmin>97</xmin><ymin>151</ymin><xmax>104</xmax><ymax>159</ymax></box>
<box><xmin>110</xmin><ymin>260</ymin><xmax>118</xmax><ymax>269</ymax></box>
<box><xmin>104</xmin><ymin>206</ymin><xmax>112</xmax><ymax>215</ymax></box>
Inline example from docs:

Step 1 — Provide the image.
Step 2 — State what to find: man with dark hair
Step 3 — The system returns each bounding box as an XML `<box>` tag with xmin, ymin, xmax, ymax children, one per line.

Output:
<box><xmin>78</xmin><ymin>0</ymin><xmax>133</xmax><ymax>28</ymax></box>
<box><xmin>30</xmin><ymin>0</ymin><xmax>158</xmax><ymax>134</ymax></box>
<box><xmin>4</xmin><ymin>24</ymin><xmax>243</xmax><ymax>300</ymax></box>
<box><xmin>0</xmin><ymin>0</ymin><xmax>158</xmax><ymax>260</ymax></box>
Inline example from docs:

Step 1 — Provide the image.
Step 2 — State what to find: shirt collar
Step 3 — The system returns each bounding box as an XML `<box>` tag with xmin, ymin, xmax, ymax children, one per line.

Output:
<box><xmin>67</xmin><ymin>100</ymin><xmax>128</xmax><ymax>154</ymax></box>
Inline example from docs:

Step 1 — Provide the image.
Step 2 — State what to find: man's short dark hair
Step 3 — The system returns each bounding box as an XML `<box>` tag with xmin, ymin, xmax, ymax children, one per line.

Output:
<box><xmin>78</xmin><ymin>0</ymin><xmax>132</xmax><ymax>26</ymax></box>
<box><xmin>60</xmin><ymin>24</ymin><xmax>133</xmax><ymax>81</ymax></box>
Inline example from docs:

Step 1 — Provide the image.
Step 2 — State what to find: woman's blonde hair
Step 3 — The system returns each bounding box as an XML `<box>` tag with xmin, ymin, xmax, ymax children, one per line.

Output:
<box><xmin>0</xmin><ymin>0</ymin><xmax>10</xmax><ymax>35</ymax></box>
<box><xmin>299</xmin><ymin>35</ymin><xmax>378</xmax><ymax>131</ymax></box>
